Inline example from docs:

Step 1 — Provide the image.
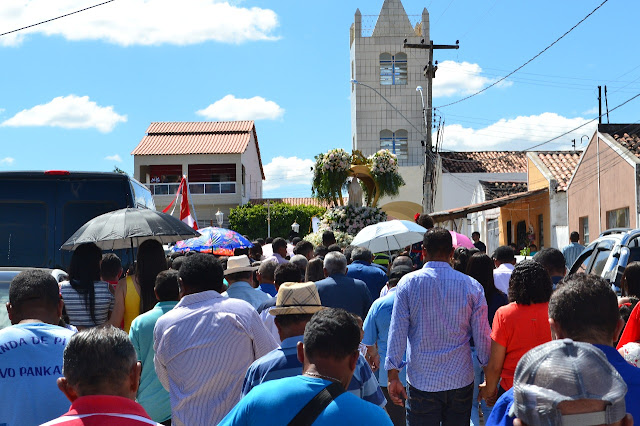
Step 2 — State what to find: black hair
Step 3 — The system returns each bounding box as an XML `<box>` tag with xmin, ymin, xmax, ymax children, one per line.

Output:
<box><xmin>549</xmin><ymin>273</ymin><xmax>620</xmax><ymax>342</ymax></box>
<box><xmin>272</xmin><ymin>237</ymin><xmax>287</xmax><ymax>251</ymax></box>
<box><xmin>351</xmin><ymin>247</ymin><xmax>373</xmax><ymax>262</ymax></box>
<box><xmin>9</xmin><ymin>269</ymin><xmax>60</xmax><ymax>312</ymax></box>
<box><xmin>322</xmin><ymin>231</ymin><xmax>336</xmax><ymax>247</ymax></box>
<box><xmin>303</xmin><ymin>308</ymin><xmax>360</xmax><ymax>361</ymax></box>
<box><xmin>136</xmin><ymin>239</ymin><xmax>167</xmax><ymax>313</ymax></box>
<box><xmin>63</xmin><ymin>326</ymin><xmax>137</xmax><ymax>394</ymax></box>
<box><xmin>314</xmin><ymin>245</ymin><xmax>328</xmax><ymax>258</ymax></box>
<box><xmin>249</xmin><ymin>243</ymin><xmax>263</xmax><ymax>259</ymax></box>
<box><xmin>388</xmin><ymin>266</ymin><xmax>412</xmax><ymax>288</ymax></box>
<box><xmin>274</xmin><ymin>263</ymin><xmax>303</xmax><ymax>285</ymax></box>
<box><xmin>570</xmin><ymin>231</ymin><xmax>580</xmax><ymax>242</ymax></box>
<box><xmin>170</xmin><ymin>255</ymin><xmax>185</xmax><ymax>271</ymax></box>
<box><xmin>291</xmin><ymin>237</ymin><xmax>302</xmax><ymax>246</ymax></box>
<box><xmin>256</xmin><ymin>238</ymin><xmax>266</xmax><ymax>246</ymax></box>
<box><xmin>472</xmin><ymin>231</ymin><xmax>480</xmax><ymax>238</ymax></box>
<box><xmin>621</xmin><ymin>262</ymin><xmax>640</xmax><ymax>298</ymax></box>
<box><xmin>620</xmin><ymin>297</ymin><xmax>639</xmax><ymax>325</ymax></box>
<box><xmin>327</xmin><ymin>244</ymin><xmax>342</xmax><ymax>253</ymax></box>
<box><xmin>68</xmin><ymin>242</ymin><xmax>102</xmax><ymax>325</ymax></box>
<box><xmin>453</xmin><ymin>247</ymin><xmax>470</xmax><ymax>273</ymax></box>
<box><xmin>466</xmin><ymin>253</ymin><xmax>499</xmax><ymax>303</ymax></box>
<box><xmin>178</xmin><ymin>253</ymin><xmax>224</xmax><ymax>293</ymax></box>
<box><xmin>154</xmin><ymin>270</ymin><xmax>180</xmax><ymax>302</ymax></box>
<box><xmin>305</xmin><ymin>258</ymin><xmax>325</xmax><ymax>282</ymax></box>
<box><xmin>233</xmin><ymin>247</ymin><xmax>249</xmax><ymax>257</ymax></box>
<box><xmin>416</xmin><ymin>214</ymin><xmax>434</xmax><ymax>229</ymax></box>
<box><xmin>265</xmin><ymin>237</ymin><xmax>273</xmax><ymax>244</ymax></box>
<box><xmin>507</xmin><ymin>259</ymin><xmax>553</xmax><ymax>305</ymax></box>
<box><xmin>274</xmin><ymin>313</ymin><xmax>314</xmax><ymax>329</ymax></box>
<box><xmin>100</xmin><ymin>254</ymin><xmax>122</xmax><ymax>281</ymax></box>
<box><xmin>533</xmin><ymin>248</ymin><xmax>566</xmax><ymax>276</ymax></box>
<box><xmin>423</xmin><ymin>228</ymin><xmax>452</xmax><ymax>258</ymax></box>
<box><xmin>294</xmin><ymin>240</ymin><xmax>314</xmax><ymax>257</ymax></box>
<box><xmin>494</xmin><ymin>246</ymin><xmax>516</xmax><ymax>263</ymax></box>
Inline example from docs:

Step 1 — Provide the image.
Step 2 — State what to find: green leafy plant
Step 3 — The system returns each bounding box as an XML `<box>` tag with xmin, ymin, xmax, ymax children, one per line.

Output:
<box><xmin>229</xmin><ymin>203</ymin><xmax>326</xmax><ymax>240</ymax></box>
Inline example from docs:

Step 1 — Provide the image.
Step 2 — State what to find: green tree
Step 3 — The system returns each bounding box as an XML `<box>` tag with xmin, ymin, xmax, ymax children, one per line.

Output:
<box><xmin>229</xmin><ymin>203</ymin><xmax>326</xmax><ymax>240</ymax></box>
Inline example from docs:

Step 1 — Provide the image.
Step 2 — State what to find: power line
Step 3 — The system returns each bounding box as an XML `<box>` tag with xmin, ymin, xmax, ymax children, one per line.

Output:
<box><xmin>435</xmin><ymin>0</ymin><xmax>610</xmax><ymax>108</ymax></box>
<box><xmin>0</xmin><ymin>0</ymin><xmax>116</xmax><ymax>39</ymax></box>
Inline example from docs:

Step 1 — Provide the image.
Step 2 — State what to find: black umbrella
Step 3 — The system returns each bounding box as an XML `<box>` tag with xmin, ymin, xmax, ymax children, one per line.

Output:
<box><xmin>61</xmin><ymin>208</ymin><xmax>200</xmax><ymax>251</ymax></box>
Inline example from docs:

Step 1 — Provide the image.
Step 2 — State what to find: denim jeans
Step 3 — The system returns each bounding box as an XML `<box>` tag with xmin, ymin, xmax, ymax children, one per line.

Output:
<box><xmin>406</xmin><ymin>382</ymin><xmax>473</xmax><ymax>426</ymax></box>
<box><xmin>471</xmin><ymin>345</ymin><xmax>492</xmax><ymax>426</ymax></box>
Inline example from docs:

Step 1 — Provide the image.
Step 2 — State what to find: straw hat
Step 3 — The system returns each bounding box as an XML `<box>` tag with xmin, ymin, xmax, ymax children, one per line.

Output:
<box><xmin>269</xmin><ymin>282</ymin><xmax>326</xmax><ymax>316</ymax></box>
<box><xmin>224</xmin><ymin>255</ymin><xmax>259</xmax><ymax>275</ymax></box>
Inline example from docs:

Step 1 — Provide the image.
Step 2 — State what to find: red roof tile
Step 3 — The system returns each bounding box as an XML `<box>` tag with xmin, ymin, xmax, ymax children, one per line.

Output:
<box><xmin>612</xmin><ymin>132</ymin><xmax>640</xmax><ymax>158</ymax></box>
<box><xmin>439</xmin><ymin>151</ymin><xmax>527</xmax><ymax>173</ymax></box>
<box><xmin>131</xmin><ymin>121</ymin><xmax>264</xmax><ymax>179</ymax></box>
<box><xmin>534</xmin><ymin>151</ymin><xmax>582</xmax><ymax>191</ymax></box>
<box><xmin>479</xmin><ymin>180</ymin><xmax>528</xmax><ymax>200</ymax></box>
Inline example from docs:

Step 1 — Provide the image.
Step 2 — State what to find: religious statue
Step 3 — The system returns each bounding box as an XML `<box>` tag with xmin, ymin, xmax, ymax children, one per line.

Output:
<box><xmin>347</xmin><ymin>177</ymin><xmax>363</xmax><ymax>208</ymax></box>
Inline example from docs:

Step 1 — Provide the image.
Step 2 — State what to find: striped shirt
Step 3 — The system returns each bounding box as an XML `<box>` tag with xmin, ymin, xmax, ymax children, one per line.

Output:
<box><xmin>153</xmin><ymin>290</ymin><xmax>278</xmax><ymax>426</ymax></box>
<box><xmin>60</xmin><ymin>280</ymin><xmax>115</xmax><ymax>327</ymax></box>
<box><xmin>385</xmin><ymin>261</ymin><xmax>491</xmax><ymax>392</ymax></box>
<box><xmin>242</xmin><ymin>335</ymin><xmax>386</xmax><ymax>407</ymax></box>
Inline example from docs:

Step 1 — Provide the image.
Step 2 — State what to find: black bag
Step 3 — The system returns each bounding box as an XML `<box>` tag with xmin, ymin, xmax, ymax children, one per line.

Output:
<box><xmin>287</xmin><ymin>382</ymin><xmax>345</xmax><ymax>426</ymax></box>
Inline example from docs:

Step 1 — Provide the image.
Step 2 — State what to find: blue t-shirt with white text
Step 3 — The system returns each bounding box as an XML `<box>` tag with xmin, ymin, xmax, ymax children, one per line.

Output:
<box><xmin>0</xmin><ymin>322</ymin><xmax>75</xmax><ymax>426</ymax></box>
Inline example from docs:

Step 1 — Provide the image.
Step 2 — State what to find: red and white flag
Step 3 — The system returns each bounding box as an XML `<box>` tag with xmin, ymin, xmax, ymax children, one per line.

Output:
<box><xmin>179</xmin><ymin>177</ymin><xmax>198</xmax><ymax>230</ymax></box>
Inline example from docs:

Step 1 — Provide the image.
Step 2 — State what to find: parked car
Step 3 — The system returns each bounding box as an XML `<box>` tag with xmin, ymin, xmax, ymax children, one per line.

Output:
<box><xmin>568</xmin><ymin>228</ymin><xmax>640</xmax><ymax>292</ymax></box>
<box><xmin>0</xmin><ymin>267</ymin><xmax>68</xmax><ymax>330</ymax></box>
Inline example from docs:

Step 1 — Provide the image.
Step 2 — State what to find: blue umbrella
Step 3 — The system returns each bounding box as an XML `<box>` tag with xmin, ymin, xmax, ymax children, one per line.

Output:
<box><xmin>172</xmin><ymin>227</ymin><xmax>252</xmax><ymax>255</ymax></box>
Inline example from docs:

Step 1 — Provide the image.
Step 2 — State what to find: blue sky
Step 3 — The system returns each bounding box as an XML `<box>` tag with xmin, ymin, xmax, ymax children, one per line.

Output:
<box><xmin>0</xmin><ymin>0</ymin><xmax>638</xmax><ymax>198</ymax></box>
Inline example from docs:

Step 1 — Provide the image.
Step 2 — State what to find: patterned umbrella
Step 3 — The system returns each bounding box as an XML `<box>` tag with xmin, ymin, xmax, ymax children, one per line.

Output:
<box><xmin>172</xmin><ymin>227</ymin><xmax>253</xmax><ymax>256</ymax></box>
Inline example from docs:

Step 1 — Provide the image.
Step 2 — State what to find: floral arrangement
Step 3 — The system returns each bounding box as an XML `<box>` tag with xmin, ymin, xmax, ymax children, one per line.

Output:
<box><xmin>311</xmin><ymin>149</ymin><xmax>352</xmax><ymax>204</ymax></box>
<box><xmin>321</xmin><ymin>205</ymin><xmax>387</xmax><ymax>235</ymax></box>
<box><xmin>304</xmin><ymin>229</ymin><xmax>354</xmax><ymax>248</ymax></box>
<box><xmin>368</xmin><ymin>150</ymin><xmax>405</xmax><ymax>198</ymax></box>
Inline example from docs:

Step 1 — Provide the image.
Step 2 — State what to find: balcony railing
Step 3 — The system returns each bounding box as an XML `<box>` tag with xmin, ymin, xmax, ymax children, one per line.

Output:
<box><xmin>146</xmin><ymin>182</ymin><xmax>237</xmax><ymax>196</ymax></box>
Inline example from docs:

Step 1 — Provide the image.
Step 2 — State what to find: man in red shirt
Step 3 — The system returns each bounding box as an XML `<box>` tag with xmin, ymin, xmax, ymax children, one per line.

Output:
<box><xmin>42</xmin><ymin>326</ymin><xmax>159</xmax><ymax>425</ymax></box>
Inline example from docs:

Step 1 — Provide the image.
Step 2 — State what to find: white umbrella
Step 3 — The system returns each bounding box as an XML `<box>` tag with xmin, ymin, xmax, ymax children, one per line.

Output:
<box><xmin>351</xmin><ymin>220</ymin><xmax>427</xmax><ymax>253</ymax></box>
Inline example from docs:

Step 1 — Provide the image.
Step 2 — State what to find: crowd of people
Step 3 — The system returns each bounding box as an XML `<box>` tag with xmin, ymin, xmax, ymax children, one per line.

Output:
<box><xmin>2</xmin><ymin>214</ymin><xmax>640</xmax><ymax>425</ymax></box>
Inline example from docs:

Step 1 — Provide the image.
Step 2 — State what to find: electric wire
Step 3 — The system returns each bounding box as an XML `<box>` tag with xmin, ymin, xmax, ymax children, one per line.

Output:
<box><xmin>0</xmin><ymin>0</ymin><xmax>117</xmax><ymax>38</ymax></box>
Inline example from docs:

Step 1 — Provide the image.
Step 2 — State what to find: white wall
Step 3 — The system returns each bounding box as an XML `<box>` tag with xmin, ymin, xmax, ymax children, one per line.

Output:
<box><xmin>241</xmin><ymin>132</ymin><xmax>264</xmax><ymax>202</ymax></box>
<box><xmin>435</xmin><ymin>172</ymin><xmax>527</xmax><ymax>211</ymax></box>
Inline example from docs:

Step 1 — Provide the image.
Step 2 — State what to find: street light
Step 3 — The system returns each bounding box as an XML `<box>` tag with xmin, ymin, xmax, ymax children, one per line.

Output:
<box><xmin>291</xmin><ymin>220</ymin><xmax>300</xmax><ymax>234</ymax></box>
<box><xmin>215</xmin><ymin>209</ymin><xmax>224</xmax><ymax>227</ymax></box>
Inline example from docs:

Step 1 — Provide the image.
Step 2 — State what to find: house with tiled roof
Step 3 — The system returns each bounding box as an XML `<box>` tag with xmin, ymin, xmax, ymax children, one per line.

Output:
<box><xmin>434</xmin><ymin>151</ymin><xmax>527</xmax><ymax>212</ymax></box>
<box><xmin>131</xmin><ymin>121</ymin><xmax>264</xmax><ymax>228</ymax></box>
<box><xmin>430</xmin><ymin>150</ymin><xmax>582</xmax><ymax>252</ymax></box>
<box><xmin>567</xmin><ymin>124</ymin><xmax>640</xmax><ymax>243</ymax></box>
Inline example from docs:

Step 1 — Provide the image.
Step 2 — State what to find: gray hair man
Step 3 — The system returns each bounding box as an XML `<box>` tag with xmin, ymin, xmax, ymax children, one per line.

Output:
<box><xmin>315</xmin><ymin>252</ymin><xmax>372</xmax><ymax>319</ymax></box>
<box><xmin>44</xmin><ymin>326</ymin><xmax>159</xmax><ymax>425</ymax></box>
<box><xmin>347</xmin><ymin>247</ymin><xmax>389</xmax><ymax>300</ymax></box>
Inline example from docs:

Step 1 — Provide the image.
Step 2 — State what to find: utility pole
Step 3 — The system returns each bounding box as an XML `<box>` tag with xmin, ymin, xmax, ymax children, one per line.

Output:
<box><xmin>404</xmin><ymin>40</ymin><xmax>459</xmax><ymax>213</ymax></box>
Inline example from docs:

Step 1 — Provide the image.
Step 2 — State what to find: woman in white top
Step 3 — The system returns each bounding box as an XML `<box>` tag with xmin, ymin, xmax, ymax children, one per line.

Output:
<box><xmin>60</xmin><ymin>242</ymin><xmax>114</xmax><ymax>329</ymax></box>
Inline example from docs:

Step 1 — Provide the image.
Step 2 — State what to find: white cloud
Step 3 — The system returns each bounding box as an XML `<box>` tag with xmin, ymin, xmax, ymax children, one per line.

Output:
<box><xmin>197</xmin><ymin>95</ymin><xmax>284</xmax><ymax>121</ymax></box>
<box><xmin>263</xmin><ymin>156</ymin><xmax>314</xmax><ymax>191</ymax></box>
<box><xmin>583</xmin><ymin>106</ymin><xmax>599</xmax><ymax>116</ymax></box>
<box><xmin>1</xmin><ymin>95</ymin><xmax>127</xmax><ymax>133</ymax></box>
<box><xmin>433</xmin><ymin>61</ymin><xmax>512</xmax><ymax>98</ymax></box>
<box><xmin>0</xmin><ymin>157</ymin><xmax>14</xmax><ymax>165</ymax></box>
<box><xmin>0</xmin><ymin>0</ymin><xmax>279</xmax><ymax>47</ymax></box>
<box><xmin>0</xmin><ymin>108</ymin><xmax>5</xmax><ymax>114</ymax></box>
<box><xmin>443</xmin><ymin>112</ymin><xmax>597</xmax><ymax>151</ymax></box>
<box><xmin>105</xmin><ymin>154</ymin><xmax>122</xmax><ymax>162</ymax></box>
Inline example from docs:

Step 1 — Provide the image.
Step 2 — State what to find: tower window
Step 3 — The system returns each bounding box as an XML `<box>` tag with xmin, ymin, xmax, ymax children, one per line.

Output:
<box><xmin>380</xmin><ymin>53</ymin><xmax>407</xmax><ymax>85</ymax></box>
<box><xmin>380</xmin><ymin>129</ymin><xmax>408</xmax><ymax>159</ymax></box>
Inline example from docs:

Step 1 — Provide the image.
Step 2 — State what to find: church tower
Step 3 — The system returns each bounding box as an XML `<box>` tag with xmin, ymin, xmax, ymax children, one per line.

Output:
<box><xmin>350</xmin><ymin>0</ymin><xmax>430</xmax><ymax>167</ymax></box>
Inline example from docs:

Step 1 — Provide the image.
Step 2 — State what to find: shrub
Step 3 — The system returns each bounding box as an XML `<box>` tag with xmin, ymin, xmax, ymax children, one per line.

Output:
<box><xmin>229</xmin><ymin>203</ymin><xmax>326</xmax><ymax>240</ymax></box>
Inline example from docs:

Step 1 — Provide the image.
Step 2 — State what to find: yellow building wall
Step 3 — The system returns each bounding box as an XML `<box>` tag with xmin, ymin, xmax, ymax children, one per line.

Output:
<box><xmin>527</xmin><ymin>158</ymin><xmax>550</xmax><ymax>191</ymax></box>
<box><xmin>498</xmin><ymin>191</ymin><xmax>550</xmax><ymax>249</ymax></box>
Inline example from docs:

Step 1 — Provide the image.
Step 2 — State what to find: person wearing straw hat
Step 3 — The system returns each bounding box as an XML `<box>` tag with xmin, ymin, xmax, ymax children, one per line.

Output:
<box><xmin>223</xmin><ymin>255</ymin><xmax>270</xmax><ymax>310</ymax></box>
<box><xmin>242</xmin><ymin>284</ymin><xmax>386</xmax><ymax>410</ymax></box>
